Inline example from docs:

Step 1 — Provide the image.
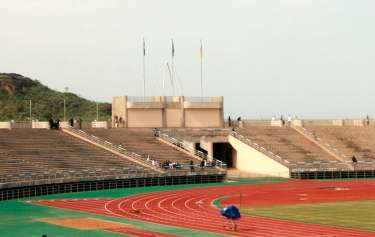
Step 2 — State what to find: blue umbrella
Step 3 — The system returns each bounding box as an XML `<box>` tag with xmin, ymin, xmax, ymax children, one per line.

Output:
<box><xmin>220</xmin><ymin>205</ymin><xmax>241</xmax><ymax>220</ymax></box>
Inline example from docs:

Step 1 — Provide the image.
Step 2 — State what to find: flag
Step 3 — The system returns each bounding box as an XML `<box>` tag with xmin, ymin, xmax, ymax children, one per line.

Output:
<box><xmin>143</xmin><ymin>38</ymin><xmax>146</xmax><ymax>56</ymax></box>
<box><xmin>172</xmin><ymin>39</ymin><xmax>175</xmax><ymax>57</ymax></box>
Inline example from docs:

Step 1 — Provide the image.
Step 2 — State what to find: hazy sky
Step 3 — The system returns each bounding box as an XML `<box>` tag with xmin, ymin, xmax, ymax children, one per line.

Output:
<box><xmin>1</xmin><ymin>0</ymin><xmax>374</xmax><ymax>119</ymax></box>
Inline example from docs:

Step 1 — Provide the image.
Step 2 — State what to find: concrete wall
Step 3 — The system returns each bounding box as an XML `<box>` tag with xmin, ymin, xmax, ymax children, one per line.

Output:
<box><xmin>228</xmin><ymin>136</ymin><xmax>290</xmax><ymax>178</ymax></box>
<box><xmin>165</xmin><ymin>108</ymin><xmax>182</xmax><ymax>127</ymax></box>
<box><xmin>332</xmin><ymin>120</ymin><xmax>344</xmax><ymax>126</ymax></box>
<box><xmin>92</xmin><ymin>121</ymin><xmax>109</xmax><ymax>129</ymax></box>
<box><xmin>32</xmin><ymin>121</ymin><xmax>49</xmax><ymax>129</ymax></box>
<box><xmin>185</xmin><ymin>109</ymin><xmax>222</xmax><ymax>128</ymax></box>
<box><xmin>128</xmin><ymin>109</ymin><xmax>163</xmax><ymax>128</ymax></box>
<box><xmin>112</xmin><ymin>96</ymin><xmax>224</xmax><ymax>128</ymax></box>
<box><xmin>0</xmin><ymin>122</ymin><xmax>11</xmax><ymax>129</ymax></box>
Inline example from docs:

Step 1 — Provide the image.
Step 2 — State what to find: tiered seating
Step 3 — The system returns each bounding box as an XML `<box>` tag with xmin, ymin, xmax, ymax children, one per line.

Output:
<box><xmin>84</xmin><ymin>128</ymin><xmax>198</xmax><ymax>169</ymax></box>
<box><xmin>238</xmin><ymin>126</ymin><xmax>347</xmax><ymax>170</ymax></box>
<box><xmin>0</xmin><ymin>129</ymin><xmax>154</xmax><ymax>184</ymax></box>
<box><xmin>304</xmin><ymin>125</ymin><xmax>375</xmax><ymax>169</ymax></box>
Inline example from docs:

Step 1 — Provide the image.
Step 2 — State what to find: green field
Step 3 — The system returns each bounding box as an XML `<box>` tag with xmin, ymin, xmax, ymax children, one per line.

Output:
<box><xmin>0</xmin><ymin>178</ymin><xmax>284</xmax><ymax>237</ymax></box>
<box><xmin>242</xmin><ymin>200</ymin><xmax>375</xmax><ymax>232</ymax></box>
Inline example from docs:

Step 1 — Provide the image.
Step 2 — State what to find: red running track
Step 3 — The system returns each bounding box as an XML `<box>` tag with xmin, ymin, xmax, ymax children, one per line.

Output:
<box><xmin>36</xmin><ymin>180</ymin><xmax>375</xmax><ymax>237</ymax></box>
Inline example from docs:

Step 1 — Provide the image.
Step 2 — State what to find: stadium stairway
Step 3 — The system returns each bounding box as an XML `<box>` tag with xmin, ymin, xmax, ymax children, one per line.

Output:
<box><xmin>82</xmin><ymin>128</ymin><xmax>208</xmax><ymax>171</ymax></box>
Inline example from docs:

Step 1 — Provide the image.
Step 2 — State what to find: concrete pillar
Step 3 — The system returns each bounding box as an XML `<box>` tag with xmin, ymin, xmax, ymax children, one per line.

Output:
<box><xmin>219</xmin><ymin>96</ymin><xmax>224</xmax><ymax>128</ymax></box>
<box><xmin>112</xmin><ymin>96</ymin><xmax>127</xmax><ymax>128</ymax></box>
<box><xmin>161</xmin><ymin>96</ymin><xmax>167</xmax><ymax>128</ymax></box>
<box><xmin>200</xmin><ymin>138</ymin><xmax>213</xmax><ymax>160</ymax></box>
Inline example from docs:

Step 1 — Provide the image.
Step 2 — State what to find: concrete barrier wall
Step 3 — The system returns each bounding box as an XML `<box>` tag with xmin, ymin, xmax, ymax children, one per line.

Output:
<box><xmin>270</xmin><ymin>120</ymin><xmax>283</xmax><ymax>127</ymax></box>
<box><xmin>112</xmin><ymin>96</ymin><xmax>224</xmax><ymax>128</ymax></box>
<box><xmin>228</xmin><ymin>136</ymin><xmax>290</xmax><ymax>178</ymax></box>
<box><xmin>92</xmin><ymin>121</ymin><xmax>109</xmax><ymax>129</ymax></box>
<box><xmin>184</xmin><ymin>109</ymin><xmax>222</xmax><ymax>128</ymax></box>
<box><xmin>0</xmin><ymin>122</ymin><xmax>11</xmax><ymax>129</ymax></box>
<box><xmin>165</xmin><ymin>108</ymin><xmax>182</xmax><ymax>127</ymax></box>
<box><xmin>31</xmin><ymin>121</ymin><xmax>49</xmax><ymax>129</ymax></box>
<box><xmin>332</xmin><ymin>120</ymin><xmax>344</xmax><ymax>126</ymax></box>
<box><xmin>352</xmin><ymin>119</ymin><xmax>365</xmax><ymax>126</ymax></box>
<box><xmin>128</xmin><ymin>109</ymin><xmax>163</xmax><ymax>128</ymax></box>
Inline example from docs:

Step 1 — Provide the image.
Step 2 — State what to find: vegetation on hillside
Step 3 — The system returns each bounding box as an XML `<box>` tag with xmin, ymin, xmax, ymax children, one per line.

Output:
<box><xmin>0</xmin><ymin>73</ymin><xmax>111</xmax><ymax>121</ymax></box>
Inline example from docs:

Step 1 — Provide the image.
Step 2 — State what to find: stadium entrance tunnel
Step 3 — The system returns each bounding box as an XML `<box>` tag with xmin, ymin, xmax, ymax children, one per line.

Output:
<box><xmin>213</xmin><ymin>142</ymin><xmax>235</xmax><ymax>168</ymax></box>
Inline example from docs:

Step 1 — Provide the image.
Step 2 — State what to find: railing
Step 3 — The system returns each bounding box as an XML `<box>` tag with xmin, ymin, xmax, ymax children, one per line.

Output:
<box><xmin>291</xmin><ymin>169</ymin><xmax>375</xmax><ymax>179</ymax></box>
<box><xmin>0</xmin><ymin>173</ymin><xmax>227</xmax><ymax>201</ymax></box>
<box><xmin>0</xmin><ymin>165</ymin><xmax>227</xmax><ymax>189</ymax></box>
<box><xmin>62</xmin><ymin>126</ymin><xmax>163</xmax><ymax>171</ymax></box>
<box><xmin>289</xmin><ymin>161</ymin><xmax>353</xmax><ymax>172</ymax></box>
<box><xmin>127</xmin><ymin>96</ymin><xmax>156</xmax><ymax>102</ymax></box>
<box><xmin>158</xmin><ymin>131</ymin><xmax>227</xmax><ymax>169</ymax></box>
<box><xmin>230</xmin><ymin>131</ymin><xmax>291</xmax><ymax>167</ymax></box>
<box><xmin>164</xmin><ymin>128</ymin><xmax>230</xmax><ymax>138</ymax></box>
<box><xmin>0</xmin><ymin>167</ymin><xmax>151</xmax><ymax>185</ymax></box>
<box><xmin>184</xmin><ymin>97</ymin><xmax>222</xmax><ymax>103</ymax></box>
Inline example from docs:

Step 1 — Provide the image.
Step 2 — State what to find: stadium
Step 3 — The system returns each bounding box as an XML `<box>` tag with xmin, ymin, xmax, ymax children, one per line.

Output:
<box><xmin>2</xmin><ymin>1</ymin><xmax>375</xmax><ymax>236</ymax></box>
<box><xmin>1</xmin><ymin>90</ymin><xmax>375</xmax><ymax>236</ymax></box>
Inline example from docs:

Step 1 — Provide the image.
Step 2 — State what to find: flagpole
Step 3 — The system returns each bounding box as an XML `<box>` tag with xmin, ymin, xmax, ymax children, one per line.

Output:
<box><xmin>171</xmin><ymin>39</ymin><xmax>175</xmax><ymax>96</ymax></box>
<box><xmin>200</xmin><ymin>40</ymin><xmax>203</xmax><ymax>99</ymax></box>
<box><xmin>142</xmin><ymin>38</ymin><xmax>146</xmax><ymax>100</ymax></box>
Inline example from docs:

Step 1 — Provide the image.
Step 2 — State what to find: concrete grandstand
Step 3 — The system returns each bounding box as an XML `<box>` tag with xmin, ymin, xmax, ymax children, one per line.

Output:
<box><xmin>1</xmin><ymin>96</ymin><xmax>375</xmax><ymax>201</ymax></box>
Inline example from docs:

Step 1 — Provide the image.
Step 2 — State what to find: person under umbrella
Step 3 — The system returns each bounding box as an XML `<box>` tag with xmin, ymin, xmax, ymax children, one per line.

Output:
<box><xmin>220</xmin><ymin>204</ymin><xmax>241</xmax><ymax>231</ymax></box>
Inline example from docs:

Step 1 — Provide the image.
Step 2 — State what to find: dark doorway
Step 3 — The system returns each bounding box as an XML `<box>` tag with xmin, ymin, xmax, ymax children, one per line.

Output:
<box><xmin>213</xmin><ymin>143</ymin><xmax>234</xmax><ymax>168</ymax></box>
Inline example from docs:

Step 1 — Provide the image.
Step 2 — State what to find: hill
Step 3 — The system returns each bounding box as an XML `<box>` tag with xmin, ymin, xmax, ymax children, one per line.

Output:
<box><xmin>0</xmin><ymin>73</ymin><xmax>111</xmax><ymax>121</ymax></box>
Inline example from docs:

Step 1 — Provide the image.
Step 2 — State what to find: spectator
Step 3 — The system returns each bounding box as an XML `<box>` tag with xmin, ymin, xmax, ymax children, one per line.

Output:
<box><xmin>280</xmin><ymin>115</ymin><xmax>285</xmax><ymax>126</ymax></box>
<box><xmin>153</xmin><ymin>128</ymin><xmax>159</xmax><ymax>137</ymax></box>
<box><xmin>48</xmin><ymin>118</ymin><xmax>54</xmax><ymax>129</ymax></box>
<box><xmin>352</xmin><ymin>155</ymin><xmax>358</xmax><ymax>164</ymax></box>
<box><xmin>200</xmin><ymin>160</ymin><xmax>205</xmax><ymax>168</ymax></box>
<box><xmin>69</xmin><ymin>117</ymin><xmax>74</xmax><ymax>127</ymax></box>
<box><xmin>228</xmin><ymin>116</ymin><xmax>232</xmax><ymax>127</ymax></box>
<box><xmin>366</xmin><ymin>115</ymin><xmax>370</xmax><ymax>126</ymax></box>
<box><xmin>119</xmin><ymin>117</ymin><xmax>123</xmax><ymax>127</ymax></box>
<box><xmin>190</xmin><ymin>160</ymin><xmax>194</xmax><ymax>172</ymax></box>
<box><xmin>78</xmin><ymin>117</ymin><xmax>82</xmax><ymax>129</ymax></box>
<box><xmin>114</xmin><ymin>116</ymin><xmax>119</xmax><ymax>128</ymax></box>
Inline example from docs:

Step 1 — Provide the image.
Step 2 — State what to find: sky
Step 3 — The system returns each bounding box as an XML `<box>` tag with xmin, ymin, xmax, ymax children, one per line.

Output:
<box><xmin>1</xmin><ymin>0</ymin><xmax>375</xmax><ymax>119</ymax></box>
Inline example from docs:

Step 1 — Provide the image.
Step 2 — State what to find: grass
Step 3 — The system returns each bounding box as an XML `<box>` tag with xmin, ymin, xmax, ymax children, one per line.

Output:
<box><xmin>0</xmin><ymin>178</ymin><xmax>285</xmax><ymax>237</ymax></box>
<box><xmin>242</xmin><ymin>200</ymin><xmax>375</xmax><ymax>232</ymax></box>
